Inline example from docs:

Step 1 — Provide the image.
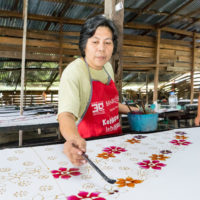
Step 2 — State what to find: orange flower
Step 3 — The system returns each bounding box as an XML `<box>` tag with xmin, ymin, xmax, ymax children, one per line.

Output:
<box><xmin>126</xmin><ymin>138</ymin><xmax>140</xmax><ymax>144</ymax></box>
<box><xmin>175</xmin><ymin>135</ymin><xmax>188</xmax><ymax>140</ymax></box>
<box><xmin>97</xmin><ymin>152</ymin><xmax>115</xmax><ymax>159</ymax></box>
<box><xmin>116</xmin><ymin>177</ymin><xmax>143</xmax><ymax>187</ymax></box>
<box><xmin>149</xmin><ymin>154</ymin><xmax>169</xmax><ymax>161</ymax></box>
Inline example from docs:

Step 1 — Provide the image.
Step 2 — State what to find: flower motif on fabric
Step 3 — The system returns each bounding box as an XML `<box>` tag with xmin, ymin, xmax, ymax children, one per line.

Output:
<box><xmin>175</xmin><ymin>131</ymin><xmax>187</xmax><ymax>135</ymax></box>
<box><xmin>66</xmin><ymin>191</ymin><xmax>106</xmax><ymax>200</ymax></box>
<box><xmin>137</xmin><ymin>160</ymin><xmax>166</xmax><ymax>170</ymax></box>
<box><xmin>175</xmin><ymin>135</ymin><xmax>188</xmax><ymax>140</ymax></box>
<box><xmin>103</xmin><ymin>146</ymin><xmax>127</xmax><ymax>154</ymax></box>
<box><xmin>126</xmin><ymin>138</ymin><xmax>141</xmax><ymax>144</ymax></box>
<box><xmin>160</xmin><ymin>150</ymin><xmax>172</xmax><ymax>154</ymax></box>
<box><xmin>134</xmin><ymin>135</ymin><xmax>147</xmax><ymax>139</ymax></box>
<box><xmin>97</xmin><ymin>152</ymin><xmax>115</xmax><ymax>159</ymax></box>
<box><xmin>115</xmin><ymin>177</ymin><xmax>143</xmax><ymax>188</ymax></box>
<box><xmin>51</xmin><ymin>167</ymin><xmax>81</xmax><ymax>179</ymax></box>
<box><xmin>170</xmin><ymin>139</ymin><xmax>192</xmax><ymax>146</ymax></box>
<box><xmin>149</xmin><ymin>154</ymin><xmax>169</xmax><ymax>161</ymax></box>
<box><xmin>107</xmin><ymin>189</ymin><xmax>119</xmax><ymax>195</ymax></box>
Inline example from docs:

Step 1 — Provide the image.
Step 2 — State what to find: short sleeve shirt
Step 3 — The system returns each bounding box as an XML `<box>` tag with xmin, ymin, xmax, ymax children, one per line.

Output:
<box><xmin>58</xmin><ymin>58</ymin><xmax>114</xmax><ymax>121</ymax></box>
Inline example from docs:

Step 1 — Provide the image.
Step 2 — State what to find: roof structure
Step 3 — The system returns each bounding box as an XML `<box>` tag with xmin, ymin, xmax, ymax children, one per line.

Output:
<box><xmin>0</xmin><ymin>0</ymin><xmax>200</xmax><ymax>92</ymax></box>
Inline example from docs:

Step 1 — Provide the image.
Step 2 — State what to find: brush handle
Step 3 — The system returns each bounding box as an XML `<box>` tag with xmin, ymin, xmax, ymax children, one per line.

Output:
<box><xmin>82</xmin><ymin>153</ymin><xmax>116</xmax><ymax>184</ymax></box>
<box><xmin>72</xmin><ymin>143</ymin><xmax>116</xmax><ymax>184</ymax></box>
<box><xmin>125</xmin><ymin>101</ymin><xmax>133</xmax><ymax>113</ymax></box>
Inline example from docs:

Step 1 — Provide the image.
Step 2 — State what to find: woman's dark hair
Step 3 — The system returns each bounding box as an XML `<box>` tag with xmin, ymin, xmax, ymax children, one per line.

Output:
<box><xmin>79</xmin><ymin>15</ymin><xmax>118</xmax><ymax>57</ymax></box>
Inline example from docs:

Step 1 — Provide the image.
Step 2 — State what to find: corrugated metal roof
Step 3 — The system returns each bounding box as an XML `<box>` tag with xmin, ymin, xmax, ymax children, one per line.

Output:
<box><xmin>0</xmin><ymin>0</ymin><xmax>199</xmax><ymax>32</ymax></box>
<box><xmin>0</xmin><ymin>0</ymin><xmax>200</xmax><ymax>91</ymax></box>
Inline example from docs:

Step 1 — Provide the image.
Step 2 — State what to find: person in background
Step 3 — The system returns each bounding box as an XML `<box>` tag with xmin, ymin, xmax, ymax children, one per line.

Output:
<box><xmin>194</xmin><ymin>93</ymin><xmax>200</xmax><ymax>126</ymax></box>
<box><xmin>42</xmin><ymin>91</ymin><xmax>47</xmax><ymax>101</ymax></box>
<box><xmin>58</xmin><ymin>15</ymin><xmax>138</xmax><ymax>166</ymax></box>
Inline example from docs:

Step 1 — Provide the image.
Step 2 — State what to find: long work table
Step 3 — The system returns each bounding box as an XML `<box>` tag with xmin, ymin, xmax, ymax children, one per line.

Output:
<box><xmin>0</xmin><ymin>127</ymin><xmax>199</xmax><ymax>199</ymax></box>
<box><xmin>0</xmin><ymin>106</ymin><xmax>59</xmax><ymax>146</ymax></box>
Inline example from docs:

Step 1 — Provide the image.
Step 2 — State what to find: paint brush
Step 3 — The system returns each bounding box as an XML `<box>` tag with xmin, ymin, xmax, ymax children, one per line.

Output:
<box><xmin>72</xmin><ymin>143</ymin><xmax>116</xmax><ymax>184</ymax></box>
<box><xmin>125</xmin><ymin>101</ymin><xmax>133</xmax><ymax>113</ymax></box>
<box><xmin>82</xmin><ymin>153</ymin><xmax>116</xmax><ymax>184</ymax></box>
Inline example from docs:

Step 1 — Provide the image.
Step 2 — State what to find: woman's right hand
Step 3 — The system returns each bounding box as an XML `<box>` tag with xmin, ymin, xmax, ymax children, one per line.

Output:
<box><xmin>63</xmin><ymin>135</ymin><xmax>87</xmax><ymax>166</ymax></box>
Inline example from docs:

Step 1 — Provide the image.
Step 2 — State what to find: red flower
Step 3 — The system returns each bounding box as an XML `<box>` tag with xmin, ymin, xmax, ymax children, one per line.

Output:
<box><xmin>51</xmin><ymin>167</ymin><xmax>81</xmax><ymax>179</ymax></box>
<box><xmin>138</xmin><ymin>160</ymin><xmax>166</xmax><ymax>170</ymax></box>
<box><xmin>170</xmin><ymin>139</ymin><xmax>192</xmax><ymax>146</ymax></box>
<box><xmin>103</xmin><ymin>146</ymin><xmax>126</xmax><ymax>154</ymax></box>
<box><xmin>67</xmin><ymin>191</ymin><xmax>106</xmax><ymax>200</ymax></box>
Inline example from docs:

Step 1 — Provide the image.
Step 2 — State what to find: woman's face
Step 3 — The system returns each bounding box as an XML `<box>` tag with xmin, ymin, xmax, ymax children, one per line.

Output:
<box><xmin>84</xmin><ymin>26</ymin><xmax>114</xmax><ymax>70</ymax></box>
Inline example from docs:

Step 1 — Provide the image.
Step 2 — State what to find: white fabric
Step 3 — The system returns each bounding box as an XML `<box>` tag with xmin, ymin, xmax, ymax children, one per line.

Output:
<box><xmin>0</xmin><ymin>113</ymin><xmax>57</xmax><ymax>128</ymax></box>
<box><xmin>0</xmin><ymin>127</ymin><xmax>200</xmax><ymax>200</ymax></box>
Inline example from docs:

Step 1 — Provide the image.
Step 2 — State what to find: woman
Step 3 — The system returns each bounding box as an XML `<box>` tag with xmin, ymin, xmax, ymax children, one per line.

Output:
<box><xmin>58</xmin><ymin>15</ymin><xmax>138</xmax><ymax>166</ymax></box>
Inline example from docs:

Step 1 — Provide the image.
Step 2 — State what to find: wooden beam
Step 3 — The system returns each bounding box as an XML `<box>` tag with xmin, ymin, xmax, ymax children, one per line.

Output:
<box><xmin>59</xmin><ymin>23</ymin><xmax>64</xmax><ymax>76</ymax></box>
<box><xmin>190</xmin><ymin>32</ymin><xmax>196</xmax><ymax>104</ymax></box>
<box><xmin>160</xmin><ymin>7</ymin><xmax>200</xmax><ymax>28</ymax></box>
<box><xmin>183</xmin><ymin>17</ymin><xmax>200</xmax><ymax>30</ymax></box>
<box><xmin>0</xmin><ymin>9</ymin><xmax>85</xmax><ymax>25</ymax></box>
<box><xmin>161</xmin><ymin>27</ymin><xmax>193</xmax><ymax>37</ymax></box>
<box><xmin>0</xmin><ymin>44</ymin><xmax>80</xmax><ymax>56</ymax></box>
<box><xmin>105</xmin><ymin>0</ymin><xmax>124</xmax><ymax>101</ymax></box>
<box><xmin>146</xmin><ymin>72</ymin><xmax>149</xmax><ymax>104</ymax></box>
<box><xmin>0</xmin><ymin>10</ymin><xmax>200</xmax><ymax>38</ymax></box>
<box><xmin>20</xmin><ymin>0</ymin><xmax>28</xmax><ymax>115</ymax></box>
<box><xmin>0</xmin><ymin>67</ymin><xmax>58</xmax><ymax>72</ymax></box>
<box><xmin>0</xmin><ymin>26</ymin><xmax>80</xmax><ymax>39</ymax></box>
<box><xmin>0</xmin><ymin>51</ymin><xmax>74</xmax><ymax>62</ymax></box>
<box><xmin>12</xmin><ymin>0</ymin><xmax>20</xmax><ymax>10</ymax></box>
<box><xmin>158</xmin><ymin>0</ymin><xmax>194</xmax><ymax>27</ymax></box>
<box><xmin>45</xmin><ymin>0</ymin><xmax>199</xmax><ymax>26</ymax></box>
<box><xmin>45</xmin><ymin>72</ymin><xmax>59</xmax><ymax>92</ymax></box>
<box><xmin>143</xmin><ymin>0</ymin><xmax>194</xmax><ymax>36</ymax></box>
<box><xmin>0</xmin><ymin>36</ymin><xmax>78</xmax><ymax>49</ymax></box>
<box><xmin>44</xmin><ymin>0</ymin><xmax>73</xmax><ymax>30</ymax></box>
<box><xmin>124</xmin><ymin>22</ymin><xmax>155</xmax><ymax>30</ymax></box>
<box><xmin>128</xmin><ymin>0</ymin><xmax>157</xmax><ymax>22</ymax></box>
<box><xmin>72</xmin><ymin>1</ymin><xmax>103</xmax><ymax>9</ymax></box>
<box><xmin>123</xmin><ymin>63</ymin><xmax>167</xmax><ymax>68</ymax></box>
<box><xmin>153</xmin><ymin>29</ymin><xmax>161</xmax><ymax>102</ymax></box>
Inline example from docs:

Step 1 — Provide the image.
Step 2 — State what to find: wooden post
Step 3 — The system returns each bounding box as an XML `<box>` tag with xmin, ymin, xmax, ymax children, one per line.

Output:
<box><xmin>104</xmin><ymin>0</ymin><xmax>124</xmax><ymax>101</ymax></box>
<box><xmin>190</xmin><ymin>32</ymin><xmax>196</xmax><ymax>104</ymax></box>
<box><xmin>59</xmin><ymin>22</ymin><xmax>63</xmax><ymax>77</ymax></box>
<box><xmin>19</xmin><ymin>130</ymin><xmax>23</xmax><ymax>146</ymax></box>
<box><xmin>153</xmin><ymin>29</ymin><xmax>161</xmax><ymax>103</ymax></box>
<box><xmin>20</xmin><ymin>0</ymin><xmax>28</xmax><ymax>115</ymax></box>
<box><xmin>146</xmin><ymin>72</ymin><xmax>149</xmax><ymax>105</ymax></box>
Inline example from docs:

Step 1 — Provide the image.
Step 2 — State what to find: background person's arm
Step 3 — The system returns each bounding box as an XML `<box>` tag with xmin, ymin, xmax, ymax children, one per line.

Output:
<box><xmin>58</xmin><ymin>112</ymin><xmax>86</xmax><ymax>166</ymax></box>
<box><xmin>118</xmin><ymin>102</ymin><xmax>139</xmax><ymax>114</ymax></box>
<box><xmin>195</xmin><ymin>95</ymin><xmax>200</xmax><ymax>126</ymax></box>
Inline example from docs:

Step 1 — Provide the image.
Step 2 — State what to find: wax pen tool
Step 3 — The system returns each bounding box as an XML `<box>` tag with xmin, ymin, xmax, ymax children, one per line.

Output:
<box><xmin>72</xmin><ymin>143</ymin><xmax>116</xmax><ymax>184</ymax></box>
<box><xmin>125</xmin><ymin>101</ymin><xmax>133</xmax><ymax>113</ymax></box>
<box><xmin>82</xmin><ymin>153</ymin><xmax>116</xmax><ymax>184</ymax></box>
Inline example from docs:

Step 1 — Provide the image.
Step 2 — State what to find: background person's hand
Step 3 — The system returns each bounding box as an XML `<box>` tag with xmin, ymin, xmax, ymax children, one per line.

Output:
<box><xmin>63</xmin><ymin>135</ymin><xmax>86</xmax><ymax>166</ymax></box>
<box><xmin>194</xmin><ymin>116</ymin><xmax>200</xmax><ymax>126</ymax></box>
